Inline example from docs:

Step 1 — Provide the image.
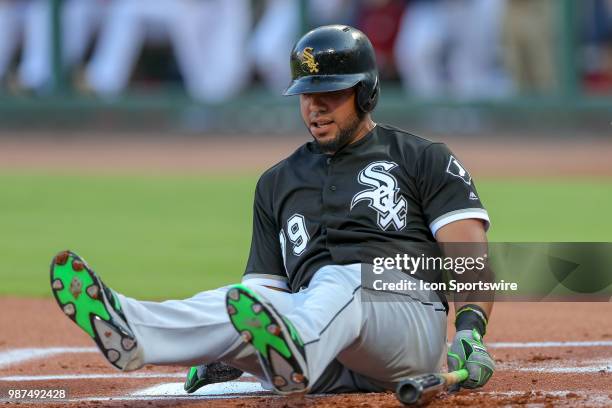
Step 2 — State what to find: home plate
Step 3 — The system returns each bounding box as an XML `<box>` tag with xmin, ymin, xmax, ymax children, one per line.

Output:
<box><xmin>132</xmin><ymin>381</ymin><xmax>269</xmax><ymax>397</ymax></box>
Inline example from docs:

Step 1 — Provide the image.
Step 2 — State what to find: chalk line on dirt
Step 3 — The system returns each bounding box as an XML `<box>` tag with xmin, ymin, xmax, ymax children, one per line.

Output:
<box><xmin>477</xmin><ymin>391</ymin><xmax>611</xmax><ymax>406</ymax></box>
<box><xmin>487</xmin><ymin>341</ymin><xmax>612</xmax><ymax>349</ymax></box>
<box><xmin>509</xmin><ymin>358</ymin><xmax>612</xmax><ymax>374</ymax></box>
<box><xmin>0</xmin><ymin>340</ymin><xmax>612</xmax><ymax>368</ymax></box>
<box><xmin>4</xmin><ymin>357</ymin><xmax>610</xmax><ymax>383</ymax></box>
<box><xmin>0</xmin><ymin>373</ymin><xmax>186</xmax><ymax>381</ymax></box>
<box><xmin>0</xmin><ymin>347</ymin><xmax>97</xmax><ymax>368</ymax></box>
<box><xmin>1</xmin><ymin>342</ymin><xmax>610</xmax><ymax>369</ymax></box>
<box><xmin>519</xmin><ymin>365</ymin><xmax>611</xmax><ymax>373</ymax></box>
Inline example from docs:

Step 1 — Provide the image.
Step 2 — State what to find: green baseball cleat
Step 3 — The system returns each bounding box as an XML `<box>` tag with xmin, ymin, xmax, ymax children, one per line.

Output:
<box><xmin>226</xmin><ymin>284</ymin><xmax>309</xmax><ymax>394</ymax></box>
<box><xmin>50</xmin><ymin>250</ymin><xmax>139</xmax><ymax>370</ymax></box>
<box><xmin>184</xmin><ymin>363</ymin><xmax>244</xmax><ymax>394</ymax></box>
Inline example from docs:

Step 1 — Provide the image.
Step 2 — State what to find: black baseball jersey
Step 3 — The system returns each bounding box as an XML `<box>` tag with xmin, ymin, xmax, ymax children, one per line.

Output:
<box><xmin>242</xmin><ymin>124</ymin><xmax>489</xmax><ymax>292</ymax></box>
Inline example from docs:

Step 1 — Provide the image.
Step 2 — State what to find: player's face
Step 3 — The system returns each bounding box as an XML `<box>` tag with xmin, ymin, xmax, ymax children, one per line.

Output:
<box><xmin>300</xmin><ymin>88</ymin><xmax>362</xmax><ymax>154</ymax></box>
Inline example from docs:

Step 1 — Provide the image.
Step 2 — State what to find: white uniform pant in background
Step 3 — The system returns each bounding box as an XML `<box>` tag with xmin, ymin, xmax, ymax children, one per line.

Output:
<box><xmin>117</xmin><ymin>264</ymin><xmax>447</xmax><ymax>392</ymax></box>
<box><xmin>86</xmin><ymin>0</ymin><xmax>251</xmax><ymax>103</ymax></box>
<box><xmin>394</xmin><ymin>0</ymin><xmax>506</xmax><ymax>99</ymax></box>
<box><xmin>17</xmin><ymin>0</ymin><xmax>106</xmax><ymax>91</ymax></box>
<box><xmin>250</xmin><ymin>0</ymin><xmax>299</xmax><ymax>94</ymax></box>
<box><xmin>0</xmin><ymin>1</ymin><xmax>25</xmax><ymax>82</ymax></box>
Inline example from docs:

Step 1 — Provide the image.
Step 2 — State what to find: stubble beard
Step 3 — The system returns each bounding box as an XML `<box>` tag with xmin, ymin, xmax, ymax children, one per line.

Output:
<box><xmin>312</xmin><ymin>112</ymin><xmax>362</xmax><ymax>154</ymax></box>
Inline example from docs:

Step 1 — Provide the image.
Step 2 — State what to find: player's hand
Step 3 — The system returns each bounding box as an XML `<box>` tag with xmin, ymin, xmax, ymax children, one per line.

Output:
<box><xmin>447</xmin><ymin>329</ymin><xmax>495</xmax><ymax>388</ymax></box>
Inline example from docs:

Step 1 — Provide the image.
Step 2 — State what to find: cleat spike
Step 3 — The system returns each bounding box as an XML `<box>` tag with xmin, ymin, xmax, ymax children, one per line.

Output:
<box><xmin>86</xmin><ymin>285</ymin><xmax>100</xmax><ymax>299</ymax></box>
<box><xmin>107</xmin><ymin>350</ymin><xmax>120</xmax><ymax>363</ymax></box>
<box><xmin>69</xmin><ymin>277</ymin><xmax>83</xmax><ymax>299</ymax></box>
<box><xmin>72</xmin><ymin>260</ymin><xmax>84</xmax><ymax>271</ymax></box>
<box><xmin>227</xmin><ymin>304</ymin><xmax>237</xmax><ymax>315</ymax></box>
<box><xmin>52</xmin><ymin>279</ymin><xmax>63</xmax><ymax>290</ymax></box>
<box><xmin>241</xmin><ymin>330</ymin><xmax>252</xmax><ymax>342</ymax></box>
<box><xmin>252</xmin><ymin>303</ymin><xmax>262</xmax><ymax>313</ymax></box>
<box><xmin>228</xmin><ymin>288</ymin><xmax>240</xmax><ymax>301</ymax></box>
<box><xmin>273</xmin><ymin>376</ymin><xmax>287</xmax><ymax>387</ymax></box>
<box><xmin>63</xmin><ymin>304</ymin><xmax>75</xmax><ymax>316</ymax></box>
<box><xmin>55</xmin><ymin>251</ymin><xmax>70</xmax><ymax>266</ymax></box>
<box><xmin>267</xmin><ymin>324</ymin><xmax>281</xmax><ymax>336</ymax></box>
<box><xmin>292</xmin><ymin>373</ymin><xmax>304</xmax><ymax>384</ymax></box>
<box><xmin>122</xmin><ymin>338</ymin><xmax>135</xmax><ymax>351</ymax></box>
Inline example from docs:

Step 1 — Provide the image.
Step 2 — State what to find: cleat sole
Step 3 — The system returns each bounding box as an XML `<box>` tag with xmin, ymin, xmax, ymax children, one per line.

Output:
<box><xmin>226</xmin><ymin>285</ymin><xmax>308</xmax><ymax>394</ymax></box>
<box><xmin>50</xmin><ymin>250</ymin><xmax>137</xmax><ymax>370</ymax></box>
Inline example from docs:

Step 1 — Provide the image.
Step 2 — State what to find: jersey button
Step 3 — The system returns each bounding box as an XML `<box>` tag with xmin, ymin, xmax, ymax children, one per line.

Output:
<box><xmin>330</xmin><ymin>185</ymin><xmax>337</xmax><ymax>191</ymax></box>
<box><xmin>326</xmin><ymin>158</ymin><xmax>332</xmax><ymax>165</ymax></box>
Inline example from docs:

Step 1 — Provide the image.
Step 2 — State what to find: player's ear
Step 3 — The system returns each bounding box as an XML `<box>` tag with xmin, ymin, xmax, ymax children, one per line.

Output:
<box><xmin>354</xmin><ymin>91</ymin><xmax>367</xmax><ymax>120</ymax></box>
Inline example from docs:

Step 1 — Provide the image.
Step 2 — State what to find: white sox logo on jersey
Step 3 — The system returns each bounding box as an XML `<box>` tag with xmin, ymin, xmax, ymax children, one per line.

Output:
<box><xmin>350</xmin><ymin>161</ymin><xmax>407</xmax><ymax>231</ymax></box>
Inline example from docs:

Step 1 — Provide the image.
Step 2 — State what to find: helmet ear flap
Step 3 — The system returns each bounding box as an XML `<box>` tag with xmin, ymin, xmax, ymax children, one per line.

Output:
<box><xmin>357</xmin><ymin>77</ymin><xmax>379</xmax><ymax>113</ymax></box>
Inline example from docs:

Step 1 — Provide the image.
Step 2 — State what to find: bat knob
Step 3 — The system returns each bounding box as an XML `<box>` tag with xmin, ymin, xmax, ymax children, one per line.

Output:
<box><xmin>396</xmin><ymin>374</ymin><xmax>445</xmax><ymax>405</ymax></box>
<box><xmin>396</xmin><ymin>379</ymin><xmax>422</xmax><ymax>405</ymax></box>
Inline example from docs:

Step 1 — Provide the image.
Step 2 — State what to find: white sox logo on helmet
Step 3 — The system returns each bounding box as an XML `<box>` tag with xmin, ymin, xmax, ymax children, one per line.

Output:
<box><xmin>350</xmin><ymin>161</ymin><xmax>407</xmax><ymax>231</ymax></box>
<box><xmin>301</xmin><ymin>47</ymin><xmax>319</xmax><ymax>74</ymax></box>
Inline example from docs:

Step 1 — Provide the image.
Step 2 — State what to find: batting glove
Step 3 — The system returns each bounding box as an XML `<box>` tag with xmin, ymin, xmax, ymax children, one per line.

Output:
<box><xmin>447</xmin><ymin>305</ymin><xmax>494</xmax><ymax>388</ymax></box>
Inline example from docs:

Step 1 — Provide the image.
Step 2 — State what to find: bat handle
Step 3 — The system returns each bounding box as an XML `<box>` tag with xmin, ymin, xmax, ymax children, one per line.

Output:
<box><xmin>442</xmin><ymin>368</ymin><xmax>469</xmax><ymax>386</ymax></box>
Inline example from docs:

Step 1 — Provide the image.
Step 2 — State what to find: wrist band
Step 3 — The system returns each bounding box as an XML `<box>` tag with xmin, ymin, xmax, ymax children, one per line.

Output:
<box><xmin>455</xmin><ymin>304</ymin><xmax>488</xmax><ymax>336</ymax></box>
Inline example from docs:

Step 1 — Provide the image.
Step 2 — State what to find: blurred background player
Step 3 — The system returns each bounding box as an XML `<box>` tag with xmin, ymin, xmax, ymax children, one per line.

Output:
<box><xmin>393</xmin><ymin>0</ymin><xmax>508</xmax><ymax>99</ymax></box>
<box><xmin>0</xmin><ymin>0</ymin><xmax>25</xmax><ymax>90</ymax></box>
<box><xmin>83</xmin><ymin>0</ymin><xmax>251</xmax><ymax>103</ymax></box>
<box><xmin>579</xmin><ymin>0</ymin><xmax>612</xmax><ymax>93</ymax></box>
<box><xmin>14</xmin><ymin>0</ymin><xmax>108</xmax><ymax>94</ymax></box>
<box><xmin>1</xmin><ymin>0</ymin><xmax>611</xmax><ymax>100</ymax></box>
<box><xmin>501</xmin><ymin>0</ymin><xmax>557</xmax><ymax>95</ymax></box>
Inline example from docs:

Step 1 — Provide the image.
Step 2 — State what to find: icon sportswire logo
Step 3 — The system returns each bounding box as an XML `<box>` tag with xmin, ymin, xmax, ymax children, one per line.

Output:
<box><xmin>350</xmin><ymin>161</ymin><xmax>407</xmax><ymax>231</ymax></box>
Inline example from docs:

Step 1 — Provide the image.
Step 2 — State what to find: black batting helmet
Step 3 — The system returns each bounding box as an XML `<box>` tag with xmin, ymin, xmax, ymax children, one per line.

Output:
<box><xmin>283</xmin><ymin>25</ymin><xmax>380</xmax><ymax>113</ymax></box>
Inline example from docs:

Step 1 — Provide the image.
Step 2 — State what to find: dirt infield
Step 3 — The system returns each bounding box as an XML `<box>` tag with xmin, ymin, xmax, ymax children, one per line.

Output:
<box><xmin>1</xmin><ymin>299</ymin><xmax>611</xmax><ymax>407</ymax></box>
<box><xmin>1</xmin><ymin>134</ymin><xmax>611</xmax><ymax>406</ymax></box>
<box><xmin>0</xmin><ymin>133</ymin><xmax>611</xmax><ymax>177</ymax></box>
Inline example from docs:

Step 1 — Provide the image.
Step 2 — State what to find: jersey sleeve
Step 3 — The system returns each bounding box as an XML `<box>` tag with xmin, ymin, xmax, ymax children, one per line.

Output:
<box><xmin>241</xmin><ymin>176</ymin><xmax>289</xmax><ymax>290</ymax></box>
<box><xmin>416</xmin><ymin>143</ymin><xmax>490</xmax><ymax>237</ymax></box>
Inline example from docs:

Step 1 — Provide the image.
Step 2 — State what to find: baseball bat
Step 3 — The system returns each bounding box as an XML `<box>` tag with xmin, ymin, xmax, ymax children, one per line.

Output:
<box><xmin>395</xmin><ymin>368</ymin><xmax>468</xmax><ymax>406</ymax></box>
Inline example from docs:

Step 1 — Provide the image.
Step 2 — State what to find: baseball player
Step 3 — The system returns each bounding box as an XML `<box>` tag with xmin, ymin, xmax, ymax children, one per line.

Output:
<box><xmin>50</xmin><ymin>25</ymin><xmax>495</xmax><ymax>395</ymax></box>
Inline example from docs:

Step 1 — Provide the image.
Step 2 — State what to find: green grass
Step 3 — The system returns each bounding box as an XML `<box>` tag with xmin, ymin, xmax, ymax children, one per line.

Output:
<box><xmin>0</xmin><ymin>173</ymin><xmax>257</xmax><ymax>299</ymax></box>
<box><xmin>479</xmin><ymin>180</ymin><xmax>612</xmax><ymax>242</ymax></box>
<box><xmin>1</xmin><ymin>173</ymin><xmax>610</xmax><ymax>299</ymax></box>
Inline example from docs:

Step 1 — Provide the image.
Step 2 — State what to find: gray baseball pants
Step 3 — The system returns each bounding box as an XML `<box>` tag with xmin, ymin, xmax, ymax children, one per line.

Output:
<box><xmin>116</xmin><ymin>264</ymin><xmax>447</xmax><ymax>392</ymax></box>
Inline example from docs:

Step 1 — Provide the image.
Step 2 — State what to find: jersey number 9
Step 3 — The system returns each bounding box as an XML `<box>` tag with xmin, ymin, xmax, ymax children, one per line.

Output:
<box><xmin>281</xmin><ymin>214</ymin><xmax>310</xmax><ymax>257</ymax></box>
